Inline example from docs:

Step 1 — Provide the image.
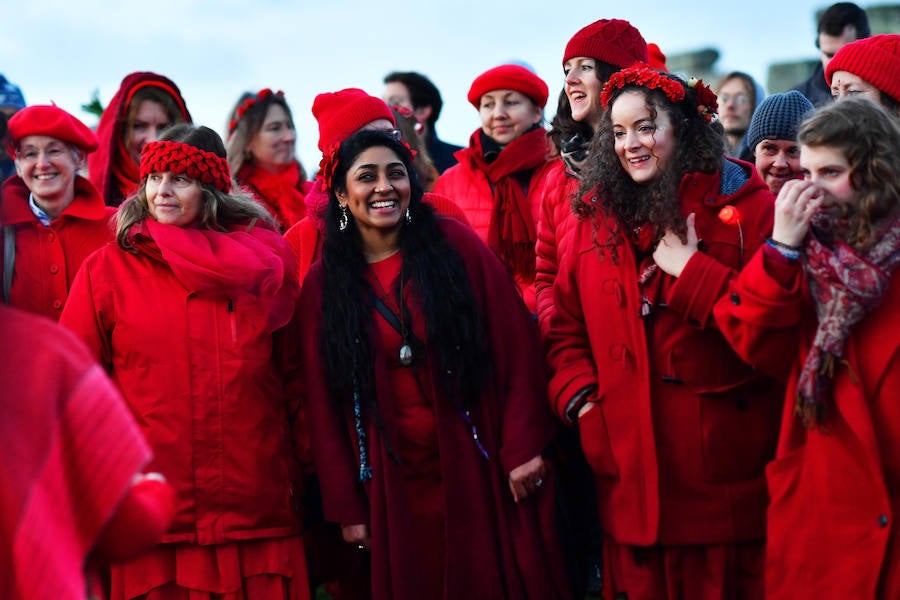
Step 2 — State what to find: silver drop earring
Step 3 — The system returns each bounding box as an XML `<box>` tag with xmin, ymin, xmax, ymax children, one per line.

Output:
<box><xmin>405</xmin><ymin>207</ymin><xmax>412</xmax><ymax>224</ymax></box>
<box><xmin>339</xmin><ymin>205</ymin><xmax>350</xmax><ymax>231</ymax></box>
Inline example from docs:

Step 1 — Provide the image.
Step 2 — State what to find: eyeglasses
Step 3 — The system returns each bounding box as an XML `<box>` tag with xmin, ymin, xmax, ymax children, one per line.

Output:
<box><xmin>719</xmin><ymin>93</ymin><xmax>749</xmax><ymax>106</ymax></box>
<box><xmin>146</xmin><ymin>172</ymin><xmax>198</xmax><ymax>189</ymax></box>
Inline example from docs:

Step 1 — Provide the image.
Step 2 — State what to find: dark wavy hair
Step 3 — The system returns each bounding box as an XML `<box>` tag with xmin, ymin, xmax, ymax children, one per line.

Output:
<box><xmin>576</xmin><ymin>72</ymin><xmax>725</xmax><ymax>245</ymax></box>
<box><xmin>799</xmin><ymin>98</ymin><xmax>900</xmax><ymax>250</ymax></box>
<box><xmin>320</xmin><ymin>129</ymin><xmax>490</xmax><ymax>409</ymax></box>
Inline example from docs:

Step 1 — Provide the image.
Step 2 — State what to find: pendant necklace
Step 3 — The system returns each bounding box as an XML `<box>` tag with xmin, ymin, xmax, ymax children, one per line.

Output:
<box><xmin>397</xmin><ymin>268</ymin><xmax>413</xmax><ymax>366</ymax></box>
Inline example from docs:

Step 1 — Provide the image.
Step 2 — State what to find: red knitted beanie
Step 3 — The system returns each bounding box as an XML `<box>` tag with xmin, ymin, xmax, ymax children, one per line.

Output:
<box><xmin>312</xmin><ymin>88</ymin><xmax>396</xmax><ymax>152</ymax></box>
<box><xmin>8</xmin><ymin>105</ymin><xmax>98</xmax><ymax>153</ymax></box>
<box><xmin>563</xmin><ymin>18</ymin><xmax>648</xmax><ymax>69</ymax></box>
<box><xmin>467</xmin><ymin>64</ymin><xmax>549</xmax><ymax>109</ymax></box>
<box><xmin>826</xmin><ymin>34</ymin><xmax>900</xmax><ymax>103</ymax></box>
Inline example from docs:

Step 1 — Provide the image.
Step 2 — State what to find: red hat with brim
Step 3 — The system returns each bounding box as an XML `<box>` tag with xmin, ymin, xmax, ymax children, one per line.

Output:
<box><xmin>7</xmin><ymin>104</ymin><xmax>98</xmax><ymax>154</ymax></box>
<box><xmin>467</xmin><ymin>64</ymin><xmax>549</xmax><ymax>109</ymax></box>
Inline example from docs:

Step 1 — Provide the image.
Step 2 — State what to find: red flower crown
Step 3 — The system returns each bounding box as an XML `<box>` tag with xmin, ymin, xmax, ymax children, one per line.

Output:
<box><xmin>140</xmin><ymin>140</ymin><xmax>232</xmax><ymax>193</ymax></box>
<box><xmin>318</xmin><ymin>135</ymin><xmax>417</xmax><ymax>194</ymax></box>
<box><xmin>600</xmin><ymin>64</ymin><xmax>718</xmax><ymax>123</ymax></box>
<box><xmin>228</xmin><ymin>88</ymin><xmax>284</xmax><ymax>134</ymax></box>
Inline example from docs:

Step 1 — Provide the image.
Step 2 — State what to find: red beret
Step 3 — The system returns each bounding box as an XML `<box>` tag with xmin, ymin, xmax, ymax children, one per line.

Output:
<box><xmin>8</xmin><ymin>105</ymin><xmax>98</xmax><ymax>153</ymax></box>
<box><xmin>312</xmin><ymin>88</ymin><xmax>396</xmax><ymax>152</ymax></box>
<box><xmin>467</xmin><ymin>64</ymin><xmax>549</xmax><ymax>109</ymax></box>
<box><xmin>563</xmin><ymin>18</ymin><xmax>648</xmax><ymax>69</ymax></box>
<box><xmin>826</xmin><ymin>34</ymin><xmax>900</xmax><ymax>104</ymax></box>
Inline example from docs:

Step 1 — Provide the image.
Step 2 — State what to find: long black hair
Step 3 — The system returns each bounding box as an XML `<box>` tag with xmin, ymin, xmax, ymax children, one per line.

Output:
<box><xmin>320</xmin><ymin>129</ymin><xmax>490</xmax><ymax>409</ymax></box>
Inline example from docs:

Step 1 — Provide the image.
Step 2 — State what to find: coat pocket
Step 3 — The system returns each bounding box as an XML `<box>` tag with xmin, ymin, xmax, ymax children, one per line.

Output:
<box><xmin>578</xmin><ymin>402</ymin><xmax>619</xmax><ymax>479</ymax></box>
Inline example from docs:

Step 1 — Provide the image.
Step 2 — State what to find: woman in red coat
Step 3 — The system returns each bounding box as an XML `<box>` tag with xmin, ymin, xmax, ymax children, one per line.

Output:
<box><xmin>715</xmin><ymin>98</ymin><xmax>900</xmax><ymax>598</ymax></box>
<box><xmin>545</xmin><ymin>65</ymin><xmax>782</xmax><ymax>599</ymax></box>
<box><xmin>226</xmin><ymin>88</ymin><xmax>312</xmax><ymax>230</ymax></box>
<box><xmin>433</xmin><ymin>64</ymin><xmax>553</xmax><ymax>313</ymax></box>
<box><xmin>535</xmin><ymin>18</ymin><xmax>648</xmax><ymax>337</ymax></box>
<box><xmin>300</xmin><ymin>129</ymin><xmax>570</xmax><ymax>599</ymax></box>
<box><xmin>60</xmin><ymin>124</ymin><xmax>309</xmax><ymax>599</ymax></box>
<box><xmin>88</xmin><ymin>71</ymin><xmax>192</xmax><ymax>207</ymax></box>
<box><xmin>0</xmin><ymin>104</ymin><xmax>114</xmax><ymax>320</ymax></box>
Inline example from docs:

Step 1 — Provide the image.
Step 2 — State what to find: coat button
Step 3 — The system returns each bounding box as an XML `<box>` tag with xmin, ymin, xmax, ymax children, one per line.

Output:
<box><xmin>730</xmin><ymin>292</ymin><xmax>741</xmax><ymax>305</ymax></box>
<box><xmin>47</xmin><ymin>232</ymin><xmax>55</xmax><ymax>242</ymax></box>
<box><xmin>49</xmin><ymin>264</ymin><xmax>60</xmax><ymax>274</ymax></box>
<box><xmin>52</xmin><ymin>299</ymin><xmax>63</xmax><ymax>310</ymax></box>
<box><xmin>879</xmin><ymin>514</ymin><xmax>889</xmax><ymax>528</ymax></box>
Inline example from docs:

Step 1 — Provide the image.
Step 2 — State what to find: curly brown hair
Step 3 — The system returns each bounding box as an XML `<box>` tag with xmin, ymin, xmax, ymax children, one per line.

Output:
<box><xmin>575</xmin><ymin>73</ymin><xmax>725</xmax><ymax>247</ymax></box>
<box><xmin>799</xmin><ymin>98</ymin><xmax>900</xmax><ymax>250</ymax></box>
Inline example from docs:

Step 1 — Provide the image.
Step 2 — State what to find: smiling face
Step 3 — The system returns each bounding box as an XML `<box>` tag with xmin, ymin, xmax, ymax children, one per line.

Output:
<box><xmin>145</xmin><ymin>171</ymin><xmax>204</xmax><ymax>228</ymax></box>
<box><xmin>15</xmin><ymin>135</ymin><xmax>83</xmax><ymax>218</ymax></box>
<box><xmin>754</xmin><ymin>139</ymin><xmax>803</xmax><ymax>195</ymax></box>
<box><xmin>800</xmin><ymin>144</ymin><xmax>856</xmax><ymax>215</ymax></box>
<box><xmin>478</xmin><ymin>89</ymin><xmax>542</xmax><ymax>146</ymax></box>
<box><xmin>611</xmin><ymin>90</ymin><xmax>676</xmax><ymax>184</ymax></box>
<box><xmin>338</xmin><ymin>145</ymin><xmax>411</xmax><ymax>250</ymax></box>
<box><xmin>564</xmin><ymin>57</ymin><xmax>604</xmax><ymax>129</ymax></box>
<box><xmin>246</xmin><ymin>103</ymin><xmax>296</xmax><ymax>172</ymax></box>
<box><xmin>126</xmin><ymin>100</ymin><xmax>172</xmax><ymax>165</ymax></box>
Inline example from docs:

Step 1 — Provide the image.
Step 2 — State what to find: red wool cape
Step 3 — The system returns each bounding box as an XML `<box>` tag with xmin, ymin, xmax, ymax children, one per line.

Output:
<box><xmin>0</xmin><ymin>305</ymin><xmax>151</xmax><ymax>599</ymax></box>
<box><xmin>299</xmin><ymin>218</ymin><xmax>571</xmax><ymax>599</ymax></box>
<box><xmin>714</xmin><ymin>245</ymin><xmax>900</xmax><ymax>599</ymax></box>
<box><xmin>0</xmin><ymin>175</ymin><xmax>115</xmax><ymax>320</ymax></box>
<box><xmin>546</xmin><ymin>160</ymin><xmax>783</xmax><ymax>546</ymax></box>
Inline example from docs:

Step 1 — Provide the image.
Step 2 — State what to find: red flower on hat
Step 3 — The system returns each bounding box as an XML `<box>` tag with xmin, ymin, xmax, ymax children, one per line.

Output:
<box><xmin>601</xmin><ymin>64</ymin><xmax>685</xmax><ymax>110</ymax></box>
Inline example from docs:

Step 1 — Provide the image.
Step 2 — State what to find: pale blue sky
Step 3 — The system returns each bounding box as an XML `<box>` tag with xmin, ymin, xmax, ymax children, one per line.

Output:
<box><xmin>1</xmin><ymin>0</ymin><xmax>852</xmax><ymax>170</ymax></box>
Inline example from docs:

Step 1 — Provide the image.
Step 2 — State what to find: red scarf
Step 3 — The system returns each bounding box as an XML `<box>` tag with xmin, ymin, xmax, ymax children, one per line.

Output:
<box><xmin>466</xmin><ymin>127</ymin><xmax>548</xmax><ymax>280</ymax></box>
<box><xmin>131</xmin><ymin>218</ymin><xmax>300</xmax><ymax>332</ymax></box>
<box><xmin>797</xmin><ymin>215</ymin><xmax>900</xmax><ymax>425</ymax></box>
<box><xmin>112</xmin><ymin>142</ymin><xmax>140</xmax><ymax>204</ymax></box>
<box><xmin>237</xmin><ymin>161</ymin><xmax>307</xmax><ymax>228</ymax></box>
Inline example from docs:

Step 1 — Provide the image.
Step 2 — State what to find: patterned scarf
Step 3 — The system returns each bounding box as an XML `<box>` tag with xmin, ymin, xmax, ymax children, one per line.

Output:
<box><xmin>467</xmin><ymin>127</ymin><xmax>548</xmax><ymax>280</ymax></box>
<box><xmin>797</xmin><ymin>215</ymin><xmax>900</xmax><ymax>425</ymax></box>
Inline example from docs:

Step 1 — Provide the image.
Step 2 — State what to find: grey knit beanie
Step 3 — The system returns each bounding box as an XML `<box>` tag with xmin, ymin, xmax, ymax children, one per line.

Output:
<box><xmin>746</xmin><ymin>91</ymin><xmax>814</xmax><ymax>154</ymax></box>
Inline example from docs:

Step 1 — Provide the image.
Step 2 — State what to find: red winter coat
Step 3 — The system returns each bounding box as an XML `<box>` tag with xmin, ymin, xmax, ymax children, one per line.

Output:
<box><xmin>546</xmin><ymin>159</ymin><xmax>782</xmax><ymax>546</ymax></box>
<box><xmin>60</xmin><ymin>218</ymin><xmax>304</xmax><ymax>547</ymax></box>
<box><xmin>433</xmin><ymin>131</ymin><xmax>554</xmax><ymax>312</ymax></box>
<box><xmin>299</xmin><ymin>219</ymin><xmax>570</xmax><ymax>600</ymax></box>
<box><xmin>714</xmin><ymin>246</ymin><xmax>900</xmax><ymax>599</ymax></box>
<box><xmin>534</xmin><ymin>158</ymin><xmax>580</xmax><ymax>339</ymax></box>
<box><xmin>0</xmin><ymin>305</ymin><xmax>152</xmax><ymax>599</ymax></box>
<box><xmin>0</xmin><ymin>175</ymin><xmax>114</xmax><ymax>320</ymax></box>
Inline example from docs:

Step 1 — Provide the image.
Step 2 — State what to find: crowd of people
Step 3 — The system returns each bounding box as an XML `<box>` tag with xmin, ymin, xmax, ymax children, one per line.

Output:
<box><xmin>2</xmin><ymin>2</ymin><xmax>900</xmax><ymax>599</ymax></box>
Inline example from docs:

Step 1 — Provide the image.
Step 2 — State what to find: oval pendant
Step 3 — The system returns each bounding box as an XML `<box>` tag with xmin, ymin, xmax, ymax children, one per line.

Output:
<box><xmin>399</xmin><ymin>344</ymin><xmax>413</xmax><ymax>366</ymax></box>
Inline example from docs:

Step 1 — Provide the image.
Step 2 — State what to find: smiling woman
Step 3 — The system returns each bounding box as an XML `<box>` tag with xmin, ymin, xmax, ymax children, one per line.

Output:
<box><xmin>433</xmin><ymin>63</ymin><xmax>552</xmax><ymax>313</ymax></box>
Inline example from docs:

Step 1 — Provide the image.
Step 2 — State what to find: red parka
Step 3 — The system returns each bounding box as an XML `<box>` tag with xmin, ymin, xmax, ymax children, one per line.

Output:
<box><xmin>714</xmin><ymin>246</ymin><xmax>900</xmax><ymax>599</ymax></box>
<box><xmin>546</xmin><ymin>159</ymin><xmax>782</xmax><ymax>546</ymax></box>
<box><xmin>0</xmin><ymin>175</ymin><xmax>114</xmax><ymax>320</ymax></box>
<box><xmin>433</xmin><ymin>129</ymin><xmax>554</xmax><ymax>312</ymax></box>
<box><xmin>534</xmin><ymin>158</ymin><xmax>580</xmax><ymax>338</ymax></box>
<box><xmin>60</xmin><ymin>218</ymin><xmax>303</xmax><ymax>547</ymax></box>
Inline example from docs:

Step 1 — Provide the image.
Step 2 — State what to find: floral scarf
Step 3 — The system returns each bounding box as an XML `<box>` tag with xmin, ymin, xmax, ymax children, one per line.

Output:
<box><xmin>467</xmin><ymin>127</ymin><xmax>548</xmax><ymax>280</ymax></box>
<box><xmin>797</xmin><ymin>215</ymin><xmax>900</xmax><ymax>425</ymax></box>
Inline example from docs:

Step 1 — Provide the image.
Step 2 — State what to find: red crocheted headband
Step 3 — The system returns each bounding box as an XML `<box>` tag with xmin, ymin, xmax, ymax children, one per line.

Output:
<box><xmin>601</xmin><ymin>64</ymin><xmax>718</xmax><ymax>123</ymax></box>
<box><xmin>140</xmin><ymin>140</ymin><xmax>232</xmax><ymax>193</ymax></box>
<box><xmin>228</xmin><ymin>88</ymin><xmax>284</xmax><ymax>134</ymax></box>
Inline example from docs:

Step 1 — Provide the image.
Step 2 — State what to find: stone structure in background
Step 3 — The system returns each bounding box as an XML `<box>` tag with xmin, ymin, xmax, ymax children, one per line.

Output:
<box><xmin>665</xmin><ymin>4</ymin><xmax>899</xmax><ymax>94</ymax></box>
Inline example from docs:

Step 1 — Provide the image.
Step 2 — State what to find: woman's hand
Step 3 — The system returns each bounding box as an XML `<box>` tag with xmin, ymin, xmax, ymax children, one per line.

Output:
<box><xmin>772</xmin><ymin>179</ymin><xmax>822</xmax><ymax>247</ymax></box>
<box><xmin>342</xmin><ymin>523</ymin><xmax>370</xmax><ymax>551</ymax></box>
<box><xmin>508</xmin><ymin>454</ymin><xmax>548</xmax><ymax>503</ymax></box>
<box><xmin>654</xmin><ymin>213</ymin><xmax>699</xmax><ymax>277</ymax></box>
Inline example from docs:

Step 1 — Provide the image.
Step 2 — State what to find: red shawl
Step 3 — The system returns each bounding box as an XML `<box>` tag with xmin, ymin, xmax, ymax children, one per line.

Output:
<box><xmin>88</xmin><ymin>72</ymin><xmax>191</xmax><ymax>207</ymax></box>
<box><xmin>0</xmin><ymin>306</ymin><xmax>151</xmax><ymax>598</ymax></box>
<box><xmin>464</xmin><ymin>127</ymin><xmax>548</xmax><ymax>280</ymax></box>
<box><xmin>237</xmin><ymin>161</ymin><xmax>310</xmax><ymax>229</ymax></box>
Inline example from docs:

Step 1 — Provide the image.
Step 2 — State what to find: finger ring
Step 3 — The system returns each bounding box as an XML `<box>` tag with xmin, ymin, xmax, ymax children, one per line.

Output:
<box><xmin>534</xmin><ymin>478</ymin><xmax>543</xmax><ymax>487</ymax></box>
